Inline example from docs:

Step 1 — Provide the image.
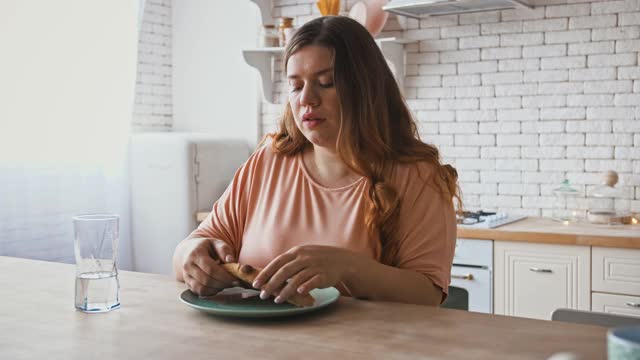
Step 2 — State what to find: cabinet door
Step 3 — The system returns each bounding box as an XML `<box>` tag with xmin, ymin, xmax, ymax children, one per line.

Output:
<box><xmin>592</xmin><ymin>247</ymin><xmax>640</xmax><ymax>296</ymax></box>
<box><xmin>592</xmin><ymin>292</ymin><xmax>640</xmax><ymax>318</ymax></box>
<box><xmin>494</xmin><ymin>241</ymin><xmax>590</xmax><ymax>320</ymax></box>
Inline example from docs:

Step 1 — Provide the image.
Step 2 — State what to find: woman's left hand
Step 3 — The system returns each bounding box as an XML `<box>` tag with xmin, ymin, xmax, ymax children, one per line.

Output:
<box><xmin>252</xmin><ymin>245</ymin><xmax>353</xmax><ymax>303</ymax></box>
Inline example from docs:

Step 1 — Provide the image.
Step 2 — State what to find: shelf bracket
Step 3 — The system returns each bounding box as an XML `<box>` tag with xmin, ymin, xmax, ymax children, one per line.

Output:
<box><xmin>375</xmin><ymin>37</ymin><xmax>416</xmax><ymax>91</ymax></box>
<box><xmin>248</xmin><ymin>0</ymin><xmax>274</xmax><ymax>25</ymax></box>
<box><xmin>243</xmin><ymin>48</ymin><xmax>282</xmax><ymax>104</ymax></box>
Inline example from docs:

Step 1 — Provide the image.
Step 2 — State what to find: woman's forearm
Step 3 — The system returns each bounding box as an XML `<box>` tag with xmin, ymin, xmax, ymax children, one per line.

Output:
<box><xmin>341</xmin><ymin>251</ymin><xmax>443</xmax><ymax>306</ymax></box>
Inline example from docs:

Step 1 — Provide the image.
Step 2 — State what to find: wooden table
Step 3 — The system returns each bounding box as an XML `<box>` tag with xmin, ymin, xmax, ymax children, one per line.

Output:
<box><xmin>1</xmin><ymin>256</ymin><xmax>608</xmax><ymax>359</ymax></box>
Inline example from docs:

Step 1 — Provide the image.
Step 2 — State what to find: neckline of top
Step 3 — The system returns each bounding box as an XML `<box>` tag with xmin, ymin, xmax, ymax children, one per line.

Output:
<box><xmin>296</xmin><ymin>151</ymin><xmax>366</xmax><ymax>192</ymax></box>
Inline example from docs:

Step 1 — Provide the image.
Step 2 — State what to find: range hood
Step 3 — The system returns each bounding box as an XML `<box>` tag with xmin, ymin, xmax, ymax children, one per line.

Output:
<box><xmin>383</xmin><ymin>0</ymin><xmax>533</xmax><ymax>18</ymax></box>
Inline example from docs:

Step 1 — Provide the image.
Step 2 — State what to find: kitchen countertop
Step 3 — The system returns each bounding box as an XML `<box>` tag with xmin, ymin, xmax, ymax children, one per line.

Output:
<box><xmin>198</xmin><ymin>211</ymin><xmax>640</xmax><ymax>249</ymax></box>
<box><xmin>458</xmin><ymin>217</ymin><xmax>640</xmax><ymax>249</ymax></box>
<box><xmin>1</xmin><ymin>256</ymin><xmax>607</xmax><ymax>359</ymax></box>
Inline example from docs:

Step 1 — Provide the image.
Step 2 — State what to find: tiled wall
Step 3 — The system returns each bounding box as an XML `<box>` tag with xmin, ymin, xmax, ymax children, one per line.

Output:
<box><xmin>133</xmin><ymin>0</ymin><xmax>172</xmax><ymax>131</ymax></box>
<box><xmin>262</xmin><ymin>0</ymin><xmax>640</xmax><ymax>217</ymax></box>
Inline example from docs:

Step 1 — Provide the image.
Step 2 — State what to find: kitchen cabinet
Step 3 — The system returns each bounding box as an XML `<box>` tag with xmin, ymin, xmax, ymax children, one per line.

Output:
<box><xmin>460</xmin><ymin>218</ymin><xmax>639</xmax><ymax>319</ymax></box>
<box><xmin>592</xmin><ymin>292</ymin><xmax>640</xmax><ymax>318</ymax></box>
<box><xmin>592</xmin><ymin>247</ymin><xmax>640</xmax><ymax>296</ymax></box>
<box><xmin>494</xmin><ymin>241</ymin><xmax>591</xmax><ymax>320</ymax></box>
<box><xmin>591</xmin><ymin>247</ymin><xmax>640</xmax><ymax>317</ymax></box>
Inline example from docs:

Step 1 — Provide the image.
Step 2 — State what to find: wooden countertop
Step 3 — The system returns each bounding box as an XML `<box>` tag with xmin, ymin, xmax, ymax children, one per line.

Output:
<box><xmin>2</xmin><ymin>256</ymin><xmax>607</xmax><ymax>359</ymax></box>
<box><xmin>458</xmin><ymin>217</ymin><xmax>640</xmax><ymax>249</ymax></box>
<box><xmin>198</xmin><ymin>210</ymin><xmax>640</xmax><ymax>249</ymax></box>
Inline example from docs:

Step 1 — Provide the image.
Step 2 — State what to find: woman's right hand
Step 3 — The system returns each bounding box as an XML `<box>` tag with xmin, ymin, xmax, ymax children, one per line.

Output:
<box><xmin>180</xmin><ymin>238</ymin><xmax>240</xmax><ymax>297</ymax></box>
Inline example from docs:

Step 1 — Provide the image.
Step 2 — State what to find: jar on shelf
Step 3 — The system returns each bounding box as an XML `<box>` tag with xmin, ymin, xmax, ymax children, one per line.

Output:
<box><xmin>587</xmin><ymin>170</ymin><xmax>632</xmax><ymax>225</ymax></box>
<box><xmin>552</xmin><ymin>179</ymin><xmax>581</xmax><ymax>223</ymax></box>
<box><xmin>259</xmin><ymin>24</ymin><xmax>279</xmax><ymax>48</ymax></box>
<box><xmin>278</xmin><ymin>17</ymin><xmax>294</xmax><ymax>47</ymax></box>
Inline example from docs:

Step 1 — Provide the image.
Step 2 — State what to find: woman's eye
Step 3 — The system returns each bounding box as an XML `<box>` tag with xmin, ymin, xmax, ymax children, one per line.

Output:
<box><xmin>319</xmin><ymin>82</ymin><xmax>334</xmax><ymax>88</ymax></box>
<box><xmin>289</xmin><ymin>85</ymin><xmax>301</xmax><ymax>93</ymax></box>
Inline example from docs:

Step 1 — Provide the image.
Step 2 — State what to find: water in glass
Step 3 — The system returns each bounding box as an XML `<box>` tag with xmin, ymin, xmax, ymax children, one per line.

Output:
<box><xmin>75</xmin><ymin>270</ymin><xmax>120</xmax><ymax>312</ymax></box>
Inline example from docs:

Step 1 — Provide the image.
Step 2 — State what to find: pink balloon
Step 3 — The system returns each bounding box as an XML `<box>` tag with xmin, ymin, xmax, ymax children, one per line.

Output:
<box><xmin>348</xmin><ymin>2</ymin><xmax>367</xmax><ymax>25</ymax></box>
<box><xmin>348</xmin><ymin>0</ymin><xmax>389</xmax><ymax>38</ymax></box>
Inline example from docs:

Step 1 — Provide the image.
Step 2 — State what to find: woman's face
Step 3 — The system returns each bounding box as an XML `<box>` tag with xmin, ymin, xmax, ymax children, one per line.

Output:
<box><xmin>287</xmin><ymin>45</ymin><xmax>340</xmax><ymax>150</ymax></box>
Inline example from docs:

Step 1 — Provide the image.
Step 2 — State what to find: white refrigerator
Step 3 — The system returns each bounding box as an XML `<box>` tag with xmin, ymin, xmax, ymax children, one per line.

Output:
<box><xmin>130</xmin><ymin>132</ymin><xmax>251</xmax><ymax>275</ymax></box>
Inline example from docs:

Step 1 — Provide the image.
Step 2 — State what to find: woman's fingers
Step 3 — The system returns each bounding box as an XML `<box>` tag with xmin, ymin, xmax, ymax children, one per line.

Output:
<box><xmin>259</xmin><ymin>260</ymin><xmax>306</xmax><ymax>295</ymax></box>
<box><xmin>184</xmin><ymin>273</ymin><xmax>221</xmax><ymax>297</ymax></box>
<box><xmin>194</xmin><ymin>256</ymin><xmax>238</xmax><ymax>285</ymax></box>
<box><xmin>185</xmin><ymin>257</ymin><xmax>239</xmax><ymax>293</ymax></box>
<box><xmin>296</xmin><ymin>274</ymin><xmax>324</xmax><ymax>296</ymax></box>
<box><xmin>272</xmin><ymin>268</ymin><xmax>317</xmax><ymax>303</ymax></box>
<box><xmin>252</xmin><ymin>252</ymin><xmax>294</xmax><ymax>289</ymax></box>
<box><xmin>187</xmin><ymin>262</ymin><xmax>230</xmax><ymax>289</ymax></box>
<box><xmin>211</xmin><ymin>239</ymin><xmax>235</xmax><ymax>263</ymax></box>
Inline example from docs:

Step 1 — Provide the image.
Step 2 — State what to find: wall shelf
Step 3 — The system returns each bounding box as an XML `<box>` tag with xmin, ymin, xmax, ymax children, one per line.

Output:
<box><xmin>244</xmin><ymin>1</ymin><xmax>417</xmax><ymax>103</ymax></box>
<box><xmin>243</xmin><ymin>37</ymin><xmax>416</xmax><ymax>104</ymax></box>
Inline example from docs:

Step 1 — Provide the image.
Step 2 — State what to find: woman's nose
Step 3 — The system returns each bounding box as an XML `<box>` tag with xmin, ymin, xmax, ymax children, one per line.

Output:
<box><xmin>299</xmin><ymin>85</ymin><xmax>319</xmax><ymax>107</ymax></box>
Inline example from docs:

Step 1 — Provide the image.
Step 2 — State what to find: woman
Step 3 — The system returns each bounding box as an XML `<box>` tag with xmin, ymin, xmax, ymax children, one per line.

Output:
<box><xmin>172</xmin><ymin>16</ymin><xmax>460</xmax><ymax>306</ymax></box>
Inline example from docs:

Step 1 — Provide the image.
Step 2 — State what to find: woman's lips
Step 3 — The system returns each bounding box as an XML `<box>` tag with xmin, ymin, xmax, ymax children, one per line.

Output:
<box><xmin>302</xmin><ymin>118</ymin><xmax>325</xmax><ymax>128</ymax></box>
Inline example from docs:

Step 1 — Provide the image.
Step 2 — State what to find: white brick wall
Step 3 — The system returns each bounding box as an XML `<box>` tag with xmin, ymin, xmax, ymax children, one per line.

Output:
<box><xmin>133</xmin><ymin>0</ymin><xmax>172</xmax><ymax>131</ymax></box>
<box><xmin>260</xmin><ymin>0</ymin><xmax>640</xmax><ymax>214</ymax></box>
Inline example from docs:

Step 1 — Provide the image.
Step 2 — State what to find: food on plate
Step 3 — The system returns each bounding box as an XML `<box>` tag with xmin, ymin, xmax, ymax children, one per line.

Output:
<box><xmin>222</xmin><ymin>263</ymin><xmax>315</xmax><ymax>307</ymax></box>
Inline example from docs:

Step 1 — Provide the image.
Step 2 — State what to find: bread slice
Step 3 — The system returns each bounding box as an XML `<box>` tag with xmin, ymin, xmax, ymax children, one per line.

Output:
<box><xmin>221</xmin><ymin>263</ymin><xmax>315</xmax><ymax>307</ymax></box>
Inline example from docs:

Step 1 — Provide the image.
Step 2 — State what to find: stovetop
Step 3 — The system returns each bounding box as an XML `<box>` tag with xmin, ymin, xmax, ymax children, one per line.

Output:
<box><xmin>457</xmin><ymin>210</ymin><xmax>527</xmax><ymax>229</ymax></box>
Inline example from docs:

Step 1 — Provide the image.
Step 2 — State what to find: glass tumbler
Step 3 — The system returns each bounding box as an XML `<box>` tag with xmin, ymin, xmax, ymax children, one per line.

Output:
<box><xmin>73</xmin><ymin>214</ymin><xmax>120</xmax><ymax>313</ymax></box>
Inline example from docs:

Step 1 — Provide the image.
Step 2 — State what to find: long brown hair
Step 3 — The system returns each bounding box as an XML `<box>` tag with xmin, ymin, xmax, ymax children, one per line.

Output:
<box><xmin>269</xmin><ymin>16</ymin><xmax>461</xmax><ymax>265</ymax></box>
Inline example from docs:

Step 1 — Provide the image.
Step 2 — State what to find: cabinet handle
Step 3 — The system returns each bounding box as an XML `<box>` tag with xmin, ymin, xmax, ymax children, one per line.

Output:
<box><xmin>451</xmin><ymin>274</ymin><xmax>474</xmax><ymax>281</ymax></box>
<box><xmin>529</xmin><ymin>267</ymin><xmax>552</xmax><ymax>273</ymax></box>
<box><xmin>626</xmin><ymin>302</ymin><xmax>640</xmax><ymax>308</ymax></box>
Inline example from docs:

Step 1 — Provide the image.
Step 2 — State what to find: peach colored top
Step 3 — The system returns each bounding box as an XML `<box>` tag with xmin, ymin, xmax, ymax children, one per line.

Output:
<box><xmin>192</xmin><ymin>143</ymin><xmax>456</xmax><ymax>295</ymax></box>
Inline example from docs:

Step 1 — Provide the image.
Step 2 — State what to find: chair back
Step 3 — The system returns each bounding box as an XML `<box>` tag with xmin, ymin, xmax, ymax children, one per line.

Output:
<box><xmin>551</xmin><ymin>308</ymin><xmax>640</xmax><ymax>328</ymax></box>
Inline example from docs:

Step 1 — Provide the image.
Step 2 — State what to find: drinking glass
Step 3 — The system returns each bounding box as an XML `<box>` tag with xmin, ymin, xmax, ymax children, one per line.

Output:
<box><xmin>73</xmin><ymin>214</ymin><xmax>120</xmax><ymax>312</ymax></box>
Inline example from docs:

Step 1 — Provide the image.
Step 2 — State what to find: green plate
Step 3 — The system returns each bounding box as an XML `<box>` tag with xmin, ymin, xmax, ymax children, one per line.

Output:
<box><xmin>179</xmin><ymin>287</ymin><xmax>340</xmax><ymax>318</ymax></box>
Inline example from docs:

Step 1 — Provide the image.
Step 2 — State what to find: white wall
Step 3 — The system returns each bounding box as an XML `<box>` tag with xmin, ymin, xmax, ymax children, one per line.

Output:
<box><xmin>172</xmin><ymin>0</ymin><xmax>261</xmax><ymax>146</ymax></box>
<box><xmin>0</xmin><ymin>0</ymin><xmax>137</xmax><ymax>267</ymax></box>
<box><xmin>133</xmin><ymin>0</ymin><xmax>174</xmax><ymax>131</ymax></box>
<box><xmin>263</xmin><ymin>0</ymin><xmax>640</xmax><ymax>217</ymax></box>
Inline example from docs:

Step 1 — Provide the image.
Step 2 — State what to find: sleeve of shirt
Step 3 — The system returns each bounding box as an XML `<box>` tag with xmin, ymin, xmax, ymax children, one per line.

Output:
<box><xmin>392</xmin><ymin>163</ymin><xmax>457</xmax><ymax>296</ymax></box>
<box><xmin>188</xmin><ymin>145</ymin><xmax>265</xmax><ymax>256</ymax></box>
